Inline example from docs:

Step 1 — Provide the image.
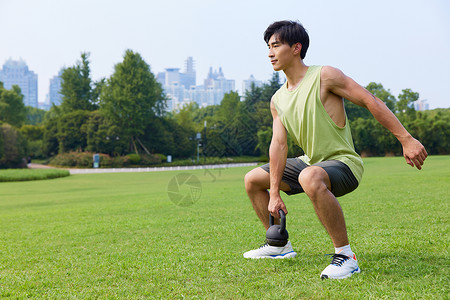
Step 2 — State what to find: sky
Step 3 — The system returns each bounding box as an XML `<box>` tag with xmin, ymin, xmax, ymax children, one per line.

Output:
<box><xmin>1</xmin><ymin>0</ymin><xmax>449</xmax><ymax>109</ymax></box>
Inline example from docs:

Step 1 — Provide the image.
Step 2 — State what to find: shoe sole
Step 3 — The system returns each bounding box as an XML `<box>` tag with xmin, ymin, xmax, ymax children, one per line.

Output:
<box><xmin>244</xmin><ymin>251</ymin><xmax>297</xmax><ymax>259</ymax></box>
<box><xmin>321</xmin><ymin>267</ymin><xmax>360</xmax><ymax>279</ymax></box>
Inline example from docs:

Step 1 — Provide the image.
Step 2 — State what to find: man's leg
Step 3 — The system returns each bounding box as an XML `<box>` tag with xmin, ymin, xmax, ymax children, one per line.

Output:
<box><xmin>298</xmin><ymin>166</ymin><xmax>348</xmax><ymax>247</ymax></box>
<box><xmin>244</xmin><ymin>167</ymin><xmax>291</xmax><ymax>230</ymax></box>
<box><xmin>243</xmin><ymin>167</ymin><xmax>296</xmax><ymax>259</ymax></box>
<box><xmin>299</xmin><ymin>166</ymin><xmax>360</xmax><ymax>279</ymax></box>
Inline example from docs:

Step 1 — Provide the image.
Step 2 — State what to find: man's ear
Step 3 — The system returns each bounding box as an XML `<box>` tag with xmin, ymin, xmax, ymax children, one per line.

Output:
<box><xmin>293</xmin><ymin>43</ymin><xmax>302</xmax><ymax>55</ymax></box>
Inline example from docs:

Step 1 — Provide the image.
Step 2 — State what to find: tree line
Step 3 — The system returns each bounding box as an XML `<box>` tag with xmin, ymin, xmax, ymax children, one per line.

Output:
<box><xmin>0</xmin><ymin>50</ymin><xmax>449</xmax><ymax>168</ymax></box>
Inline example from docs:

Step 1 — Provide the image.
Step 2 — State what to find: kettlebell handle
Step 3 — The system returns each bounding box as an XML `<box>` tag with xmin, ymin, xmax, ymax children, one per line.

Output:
<box><xmin>269</xmin><ymin>210</ymin><xmax>286</xmax><ymax>234</ymax></box>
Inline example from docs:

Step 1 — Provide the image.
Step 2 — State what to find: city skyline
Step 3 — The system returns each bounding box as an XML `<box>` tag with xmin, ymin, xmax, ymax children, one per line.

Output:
<box><xmin>1</xmin><ymin>56</ymin><xmax>265</xmax><ymax>110</ymax></box>
<box><xmin>1</xmin><ymin>0</ymin><xmax>449</xmax><ymax>109</ymax></box>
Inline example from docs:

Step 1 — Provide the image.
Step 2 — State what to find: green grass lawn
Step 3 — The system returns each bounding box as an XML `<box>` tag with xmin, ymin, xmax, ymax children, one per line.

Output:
<box><xmin>0</xmin><ymin>156</ymin><xmax>448</xmax><ymax>299</ymax></box>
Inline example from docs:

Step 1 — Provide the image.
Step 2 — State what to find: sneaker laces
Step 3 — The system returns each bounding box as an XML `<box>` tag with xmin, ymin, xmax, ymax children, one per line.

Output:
<box><xmin>259</xmin><ymin>243</ymin><xmax>269</xmax><ymax>249</ymax></box>
<box><xmin>325</xmin><ymin>253</ymin><xmax>350</xmax><ymax>266</ymax></box>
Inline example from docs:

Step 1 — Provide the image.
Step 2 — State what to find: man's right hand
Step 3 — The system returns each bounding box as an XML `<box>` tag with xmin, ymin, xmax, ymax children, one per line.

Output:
<box><xmin>268</xmin><ymin>193</ymin><xmax>288</xmax><ymax>218</ymax></box>
<box><xmin>400</xmin><ymin>135</ymin><xmax>428</xmax><ymax>170</ymax></box>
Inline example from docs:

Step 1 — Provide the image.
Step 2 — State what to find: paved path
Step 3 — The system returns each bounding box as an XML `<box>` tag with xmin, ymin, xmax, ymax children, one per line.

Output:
<box><xmin>27</xmin><ymin>163</ymin><xmax>56</xmax><ymax>169</ymax></box>
<box><xmin>28</xmin><ymin>162</ymin><xmax>259</xmax><ymax>175</ymax></box>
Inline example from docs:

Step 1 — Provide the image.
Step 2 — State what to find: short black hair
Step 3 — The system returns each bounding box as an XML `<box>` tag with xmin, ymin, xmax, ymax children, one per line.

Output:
<box><xmin>264</xmin><ymin>20</ymin><xmax>310</xmax><ymax>59</ymax></box>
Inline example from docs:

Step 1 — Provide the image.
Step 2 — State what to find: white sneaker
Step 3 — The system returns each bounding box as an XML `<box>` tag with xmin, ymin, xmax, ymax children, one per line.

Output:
<box><xmin>243</xmin><ymin>241</ymin><xmax>297</xmax><ymax>259</ymax></box>
<box><xmin>320</xmin><ymin>253</ymin><xmax>360</xmax><ymax>279</ymax></box>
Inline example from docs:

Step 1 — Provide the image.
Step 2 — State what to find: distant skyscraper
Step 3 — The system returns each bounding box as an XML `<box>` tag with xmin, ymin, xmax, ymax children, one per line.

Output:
<box><xmin>199</xmin><ymin>67</ymin><xmax>235</xmax><ymax>106</ymax></box>
<box><xmin>48</xmin><ymin>69</ymin><xmax>63</xmax><ymax>106</ymax></box>
<box><xmin>180</xmin><ymin>56</ymin><xmax>196</xmax><ymax>89</ymax></box>
<box><xmin>156</xmin><ymin>72</ymin><xmax>165</xmax><ymax>86</ymax></box>
<box><xmin>165</xmin><ymin>68</ymin><xmax>181</xmax><ymax>86</ymax></box>
<box><xmin>242</xmin><ymin>74</ymin><xmax>263</xmax><ymax>96</ymax></box>
<box><xmin>160</xmin><ymin>57</ymin><xmax>196</xmax><ymax>89</ymax></box>
<box><xmin>414</xmin><ymin>99</ymin><xmax>429</xmax><ymax>111</ymax></box>
<box><xmin>0</xmin><ymin>58</ymin><xmax>38</xmax><ymax>107</ymax></box>
<box><xmin>209</xmin><ymin>67</ymin><xmax>235</xmax><ymax>105</ymax></box>
<box><xmin>204</xmin><ymin>67</ymin><xmax>224</xmax><ymax>88</ymax></box>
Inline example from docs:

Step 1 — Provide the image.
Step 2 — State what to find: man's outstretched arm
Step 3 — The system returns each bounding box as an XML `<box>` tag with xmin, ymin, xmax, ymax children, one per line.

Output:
<box><xmin>322</xmin><ymin>66</ymin><xmax>428</xmax><ymax>169</ymax></box>
<box><xmin>268</xmin><ymin>98</ymin><xmax>288</xmax><ymax>217</ymax></box>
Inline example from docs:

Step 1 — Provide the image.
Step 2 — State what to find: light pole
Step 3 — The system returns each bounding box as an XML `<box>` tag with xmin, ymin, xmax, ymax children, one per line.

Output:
<box><xmin>203</xmin><ymin>120</ymin><xmax>207</xmax><ymax>161</ymax></box>
<box><xmin>196</xmin><ymin>132</ymin><xmax>201</xmax><ymax>163</ymax></box>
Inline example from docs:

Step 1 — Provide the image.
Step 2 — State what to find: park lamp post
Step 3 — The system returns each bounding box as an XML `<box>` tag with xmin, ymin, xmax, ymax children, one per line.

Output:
<box><xmin>203</xmin><ymin>120</ymin><xmax>207</xmax><ymax>161</ymax></box>
<box><xmin>196</xmin><ymin>132</ymin><xmax>201</xmax><ymax>163</ymax></box>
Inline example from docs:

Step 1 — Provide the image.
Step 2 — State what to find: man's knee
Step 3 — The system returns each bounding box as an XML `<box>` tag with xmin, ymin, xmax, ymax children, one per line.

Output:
<box><xmin>298</xmin><ymin>166</ymin><xmax>331</xmax><ymax>197</ymax></box>
<box><xmin>244</xmin><ymin>167</ymin><xmax>269</xmax><ymax>192</ymax></box>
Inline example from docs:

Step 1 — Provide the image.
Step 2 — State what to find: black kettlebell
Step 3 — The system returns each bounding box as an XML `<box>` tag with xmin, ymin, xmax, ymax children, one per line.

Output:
<box><xmin>266</xmin><ymin>210</ymin><xmax>289</xmax><ymax>246</ymax></box>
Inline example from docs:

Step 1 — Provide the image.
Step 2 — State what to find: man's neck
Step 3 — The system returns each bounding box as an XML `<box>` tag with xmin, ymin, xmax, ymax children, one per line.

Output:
<box><xmin>283</xmin><ymin>60</ymin><xmax>309</xmax><ymax>91</ymax></box>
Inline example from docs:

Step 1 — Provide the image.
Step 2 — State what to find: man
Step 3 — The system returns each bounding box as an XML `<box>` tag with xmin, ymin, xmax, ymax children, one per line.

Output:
<box><xmin>243</xmin><ymin>20</ymin><xmax>427</xmax><ymax>279</ymax></box>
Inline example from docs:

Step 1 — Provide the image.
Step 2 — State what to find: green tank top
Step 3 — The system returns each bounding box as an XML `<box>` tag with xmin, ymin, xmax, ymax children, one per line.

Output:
<box><xmin>273</xmin><ymin>65</ymin><xmax>364</xmax><ymax>183</ymax></box>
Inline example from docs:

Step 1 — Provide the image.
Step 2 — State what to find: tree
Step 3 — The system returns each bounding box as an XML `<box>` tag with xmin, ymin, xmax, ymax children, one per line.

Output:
<box><xmin>20</xmin><ymin>124</ymin><xmax>44</xmax><ymax>141</ymax></box>
<box><xmin>351</xmin><ymin>118</ymin><xmax>378</xmax><ymax>156</ymax></box>
<box><xmin>60</xmin><ymin>52</ymin><xmax>98</xmax><ymax>112</ymax></box>
<box><xmin>244</xmin><ymin>82</ymin><xmax>264</xmax><ymax>111</ymax></box>
<box><xmin>56</xmin><ymin>110</ymin><xmax>90</xmax><ymax>153</ymax></box>
<box><xmin>142</xmin><ymin>117</ymin><xmax>176</xmax><ymax>155</ymax></box>
<box><xmin>428</xmin><ymin>112</ymin><xmax>449</xmax><ymax>154</ymax></box>
<box><xmin>84</xmin><ymin>111</ymin><xmax>127</xmax><ymax>156</ymax></box>
<box><xmin>173</xmin><ymin>102</ymin><xmax>198</xmax><ymax>133</ymax></box>
<box><xmin>25</xmin><ymin>106</ymin><xmax>46</xmax><ymax>125</ymax></box>
<box><xmin>406</xmin><ymin>110</ymin><xmax>450</xmax><ymax>155</ymax></box>
<box><xmin>256</xmin><ymin>128</ymin><xmax>271</xmax><ymax>158</ymax></box>
<box><xmin>20</xmin><ymin>124</ymin><xmax>45</xmax><ymax>159</ymax></box>
<box><xmin>100</xmin><ymin>50</ymin><xmax>165</xmax><ymax>154</ymax></box>
<box><xmin>169</xmin><ymin>120</ymin><xmax>196</xmax><ymax>158</ymax></box>
<box><xmin>0</xmin><ymin>124</ymin><xmax>3</xmax><ymax>160</ymax></box>
<box><xmin>240</xmin><ymin>73</ymin><xmax>283</xmax><ymax>158</ymax></box>
<box><xmin>261</xmin><ymin>72</ymin><xmax>283</xmax><ymax>101</ymax></box>
<box><xmin>0</xmin><ymin>82</ymin><xmax>26</xmax><ymax>127</ymax></box>
<box><xmin>211</xmin><ymin>92</ymin><xmax>246</xmax><ymax>156</ymax></box>
<box><xmin>216</xmin><ymin>91</ymin><xmax>240</xmax><ymax>122</ymax></box>
<box><xmin>396</xmin><ymin>88</ymin><xmax>418</xmax><ymax>120</ymax></box>
<box><xmin>0</xmin><ymin>123</ymin><xmax>27</xmax><ymax>168</ymax></box>
<box><xmin>42</xmin><ymin>116</ymin><xmax>59</xmax><ymax>157</ymax></box>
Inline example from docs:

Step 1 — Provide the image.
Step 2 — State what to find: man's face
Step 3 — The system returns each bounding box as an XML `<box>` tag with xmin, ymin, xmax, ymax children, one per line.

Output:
<box><xmin>267</xmin><ymin>34</ymin><xmax>298</xmax><ymax>71</ymax></box>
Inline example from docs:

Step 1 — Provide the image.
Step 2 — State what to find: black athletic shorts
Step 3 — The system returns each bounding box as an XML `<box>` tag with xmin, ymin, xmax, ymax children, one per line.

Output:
<box><xmin>260</xmin><ymin>158</ymin><xmax>359</xmax><ymax>197</ymax></box>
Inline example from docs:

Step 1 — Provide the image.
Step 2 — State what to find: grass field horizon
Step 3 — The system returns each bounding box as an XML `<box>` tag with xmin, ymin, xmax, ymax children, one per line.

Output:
<box><xmin>0</xmin><ymin>156</ymin><xmax>448</xmax><ymax>298</ymax></box>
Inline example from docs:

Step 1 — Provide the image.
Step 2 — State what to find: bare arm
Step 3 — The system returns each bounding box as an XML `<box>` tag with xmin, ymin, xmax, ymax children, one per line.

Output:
<box><xmin>268</xmin><ymin>98</ymin><xmax>288</xmax><ymax>217</ymax></box>
<box><xmin>322</xmin><ymin>66</ymin><xmax>428</xmax><ymax>169</ymax></box>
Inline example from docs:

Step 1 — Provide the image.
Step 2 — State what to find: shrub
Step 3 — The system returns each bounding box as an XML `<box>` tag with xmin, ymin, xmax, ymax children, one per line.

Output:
<box><xmin>49</xmin><ymin>152</ymin><xmax>95</xmax><ymax>168</ymax></box>
<box><xmin>155</xmin><ymin>153</ymin><xmax>167</xmax><ymax>162</ymax></box>
<box><xmin>112</xmin><ymin>155</ymin><xmax>130</xmax><ymax>168</ymax></box>
<box><xmin>140</xmin><ymin>154</ymin><xmax>162</xmax><ymax>166</ymax></box>
<box><xmin>98</xmin><ymin>154</ymin><xmax>114</xmax><ymax>167</ymax></box>
<box><xmin>49</xmin><ymin>152</ymin><xmax>135</xmax><ymax>168</ymax></box>
<box><xmin>0</xmin><ymin>123</ymin><xmax>27</xmax><ymax>169</ymax></box>
<box><xmin>127</xmin><ymin>153</ymin><xmax>141</xmax><ymax>165</ymax></box>
<box><xmin>26</xmin><ymin>140</ymin><xmax>44</xmax><ymax>160</ymax></box>
<box><xmin>76</xmin><ymin>152</ymin><xmax>93</xmax><ymax>167</ymax></box>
